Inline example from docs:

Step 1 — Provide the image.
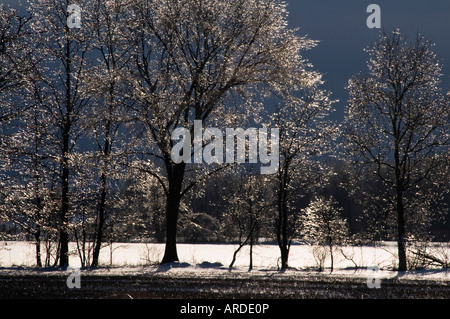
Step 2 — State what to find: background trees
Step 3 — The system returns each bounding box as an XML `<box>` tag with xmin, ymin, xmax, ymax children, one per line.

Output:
<box><xmin>344</xmin><ymin>29</ymin><xmax>449</xmax><ymax>271</ymax></box>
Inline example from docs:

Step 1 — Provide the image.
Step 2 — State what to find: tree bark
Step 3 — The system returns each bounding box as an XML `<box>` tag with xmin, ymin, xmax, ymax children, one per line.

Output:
<box><xmin>394</xmin><ymin>126</ymin><xmax>408</xmax><ymax>272</ymax></box>
<box><xmin>329</xmin><ymin>244</ymin><xmax>334</xmax><ymax>273</ymax></box>
<box><xmin>59</xmin><ymin>124</ymin><xmax>70</xmax><ymax>268</ymax></box>
<box><xmin>91</xmin><ymin>172</ymin><xmax>107</xmax><ymax>267</ymax></box>
<box><xmin>277</xmin><ymin>167</ymin><xmax>290</xmax><ymax>270</ymax></box>
<box><xmin>279</xmin><ymin>245</ymin><xmax>289</xmax><ymax>270</ymax></box>
<box><xmin>396</xmin><ymin>192</ymin><xmax>407</xmax><ymax>271</ymax></box>
<box><xmin>92</xmin><ymin>120</ymin><xmax>111</xmax><ymax>267</ymax></box>
<box><xmin>58</xmin><ymin>31</ymin><xmax>72</xmax><ymax>269</ymax></box>
<box><xmin>249</xmin><ymin>232</ymin><xmax>254</xmax><ymax>271</ymax></box>
<box><xmin>35</xmin><ymin>228</ymin><xmax>42</xmax><ymax>268</ymax></box>
<box><xmin>161</xmin><ymin>200</ymin><xmax>180</xmax><ymax>264</ymax></box>
<box><xmin>160</xmin><ymin>163</ymin><xmax>185</xmax><ymax>264</ymax></box>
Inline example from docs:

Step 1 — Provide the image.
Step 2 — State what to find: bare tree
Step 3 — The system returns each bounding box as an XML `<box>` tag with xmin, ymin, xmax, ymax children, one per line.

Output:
<box><xmin>222</xmin><ymin>171</ymin><xmax>272</xmax><ymax>270</ymax></box>
<box><xmin>0</xmin><ymin>4</ymin><xmax>58</xmax><ymax>267</ymax></box>
<box><xmin>81</xmin><ymin>0</ymin><xmax>133</xmax><ymax>267</ymax></box>
<box><xmin>302</xmin><ymin>195</ymin><xmax>348</xmax><ymax>272</ymax></box>
<box><xmin>116</xmin><ymin>0</ymin><xmax>319</xmax><ymax>264</ymax></box>
<box><xmin>271</xmin><ymin>83</ymin><xmax>336</xmax><ymax>270</ymax></box>
<box><xmin>0</xmin><ymin>4</ymin><xmax>31</xmax><ymax>123</ymax></box>
<box><xmin>24</xmin><ymin>0</ymin><xmax>93</xmax><ymax>267</ymax></box>
<box><xmin>0</xmin><ymin>105</ymin><xmax>60</xmax><ymax>267</ymax></box>
<box><xmin>343</xmin><ymin>29</ymin><xmax>449</xmax><ymax>271</ymax></box>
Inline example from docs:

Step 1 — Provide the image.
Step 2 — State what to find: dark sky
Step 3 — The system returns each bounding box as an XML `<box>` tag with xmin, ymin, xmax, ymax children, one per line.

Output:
<box><xmin>2</xmin><ymin>0</ymin><xmax>449</xmax><ymax>122</ymax></box>
<box><xmin>286</xmin><ymin>0</ymin><xmax>450</xmax><ymax>121</ymax></box>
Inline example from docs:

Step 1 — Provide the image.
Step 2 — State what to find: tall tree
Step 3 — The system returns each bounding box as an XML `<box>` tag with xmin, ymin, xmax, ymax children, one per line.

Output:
<box><xmin>344</xmin><ymin>29</ymin><xmax>449</xmax><ymax>271</ymax></box>
<box><xmin>119</xmin><ymin>0</ymin><xmax>319</xmax><ymax>264</ymax></box>
<box><xmin>81</xmin><ymin>0</ymin><xmax>132</xmax><ymax>267</ymax></box>
<box><xmin>0</xmin><ymin>4</ymin><xmax>58</xmax><ymax>267</ymax></box>
<box><xmin>271</xmin><ymin>81</ymin><xmax>335</xmax><ymax>270</ymax></box>
<box><xmin>25</xmin><ymin>0</ymin><xmax>92</xmax><ymax>267</ymax></box>
<box><xmin>0</xmin><ymin>4</ymin><xmax>31</xmax><ymax>123</ymax></box>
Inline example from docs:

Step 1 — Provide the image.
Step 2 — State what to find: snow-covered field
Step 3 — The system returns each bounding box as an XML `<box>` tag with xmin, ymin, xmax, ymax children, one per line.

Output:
<box><xmin>1</xmin><ymin>241</ymin><xmax>449</xmax><ymax>281</ymax></box>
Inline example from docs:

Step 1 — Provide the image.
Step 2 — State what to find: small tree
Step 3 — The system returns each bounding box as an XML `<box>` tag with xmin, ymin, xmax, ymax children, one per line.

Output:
<box><xmin>303</xmin><ymin>196</ymin><xmax>348</xmax><ymax>272</ymax></box>
<box><xmin>223</xmin><ymin>172</ymin><xmax>272</xmax><ymax>270</ymax></box>
<box><xmin>120</xmin><ymin>168</ymin><xmax>167</xmax><ymax>242</ymax></box>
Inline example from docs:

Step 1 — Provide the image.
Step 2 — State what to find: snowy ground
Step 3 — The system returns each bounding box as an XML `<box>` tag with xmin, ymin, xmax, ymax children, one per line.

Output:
<box><xmin>1</xmin><ymin>241</ymin><xmax>449</xmax><ymax>299</ymax></box>
<box><xmin>1</xmin><ymin>241</ymin><xmax>449</xmax><ymax>282</ymax></box>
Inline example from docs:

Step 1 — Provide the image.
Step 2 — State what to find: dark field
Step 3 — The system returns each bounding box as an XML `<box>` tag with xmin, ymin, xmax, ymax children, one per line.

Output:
<box><xmin>0</xmin><ymin>272</ymin><xmax>448</xmax><ymax>299</ymax></box>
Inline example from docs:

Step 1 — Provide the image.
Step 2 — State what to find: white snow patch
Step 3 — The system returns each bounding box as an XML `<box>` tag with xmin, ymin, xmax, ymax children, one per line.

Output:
<box><xmin>0</xmin><ymin>241</ymin><xmax>449</xmax><ymax>281</ymax></box>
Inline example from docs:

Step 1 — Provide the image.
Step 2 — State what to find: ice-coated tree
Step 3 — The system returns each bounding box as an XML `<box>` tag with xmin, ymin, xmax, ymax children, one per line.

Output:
<box><xmin>0</xmin><ymin>4</ymin><xmax>30</xmax><ymax>232</ymax></box>
<box><xmin>271</xmin><ymin>77</ymin><xmax>336</xmax><ymax>270</ymax></box>
<box><xmin>117</xmin><ymin>0</ymin><xmax>322</xmax><ymax>264</ymax></box>
<box><xmin>0</xmin><ymin>4</ymin><xmax>60</xmax><ymax>267</ymax></box>
<box><xmin>80</xmin><ymin>0</ymin><xmax>133</xmax><ymax>267</ymax></box>
<box><xmin>344</xmin><ymin>29</ymin><xmax>449</xmax><ymax>271</ymax></box>
<box><xmin>23</xmin><ymin>0</ymin><xmax>93</xmax><ymax>267</ymax></box>
<box><xmin>0</xmin><ymin>4</ymin><xmax>31</xmax><ymax>123</ymax></box>
<box><xmin>302</xmin><ymin>195</ymin><xmax>348</xmax><ymax>272</ymax></box>
<box><xmin>0</xmin><ymin>106</ymin><xmax>60</xmax><ymax>267</ymax></box>
<box><xmin>120</xmin><ymin>166</ymin><xmax>167</xmax><ymax>243</ymax></box>
<box><xmin>222</xmin><ymin>170</ymin><xmax>273</xmax><ymax>270</ymax></box>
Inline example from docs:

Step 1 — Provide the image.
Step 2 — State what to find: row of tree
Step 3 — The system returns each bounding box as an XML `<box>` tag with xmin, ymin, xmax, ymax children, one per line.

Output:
<box><xmin>0</xmin><ymin>0</ymin><xmax>448</xmax><ymax>271</ymax></box>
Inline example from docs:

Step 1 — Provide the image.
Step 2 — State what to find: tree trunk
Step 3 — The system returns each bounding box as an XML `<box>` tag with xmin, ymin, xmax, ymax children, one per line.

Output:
<box><xmin>161</xmin><ymin>197</ymin><xmax>180</xmax><ymax>264</ymax></box>
<box><xmin>59</xmin><ymin>155</ymin><xmax>70</xmax><ymax>268</ymax></box>
<box><xmin>91</xmin><ymin>212</ymin><xmax>104</xmax><ymax>267</ymax></box>
<box><xmin>58</xmin><ymin>227</ymin><xmax>69</xmax><ymax>268</ymax></box>
<box><xmin>91</xmin><ymin>181</ymin><xmax>106</xmax><ymax>267</ymax></box>
<box><xmin>59</xmin><ymin>31</ymin><xmax>72</xmax><ymax>269</ymax></box>
<box><xmin>396</xmin><ymin>193</ymin><xmax>407</xmax><ymax>271</ymax></box>
<box><xmin>92</xmin><ymin>96</ymin><xmax>113</xmax><ymax>267</ymax></box>
<box><xmin>275</xmin><ymin>159</ymin><xmax>292</xmax><ymax>271</ymax></box>
<box><xmin>329</xmin><ymin>244</ymin><xmax>334</xmax><ymax>273</ymax></box>
<box><xmin>92</xmin><ymin>145</ymin><xmax>109</xmax><ymax>267</ymax></box>
<box><xmin>249</xmin><ymin>233</ymin><xmax>254</xmax><ymax>271</ymax></box>
<box><xmin>58</xmin><ymin>102</ymin><xmax>71</xmax><ymax>268</ymax></box>
<box><xmin>277</xmin><ymin>176</ymin><xmax>289</xmax><ymax>270</ymax></box>
<box><xmin>394</xmin><ymin>134</ymin><xmax>407</xmax><ymax>272</ymax></box>
<box><xmin>229</xmin><ymin>242</ymin><xmax>246</xmax><ymax>269</ymax></box>
<box><xmin>279</xmin><ymin>246</ymin><xmax>289</xmax><ymax>270</ymax></box>
<box><xmin>35</xmin><ymin>229</ymin><xmax>42</xmax><ymax>268</ymax></box>
<box><xmin>160</xmin><ymin>163</ymin><xmax>185</xmax><ymax>264</ymax></box>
